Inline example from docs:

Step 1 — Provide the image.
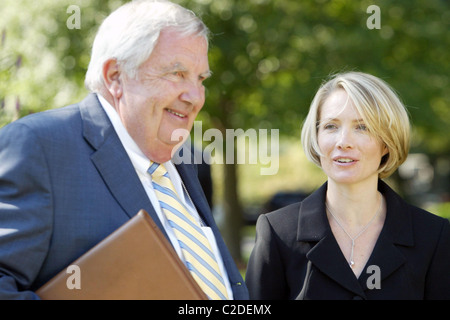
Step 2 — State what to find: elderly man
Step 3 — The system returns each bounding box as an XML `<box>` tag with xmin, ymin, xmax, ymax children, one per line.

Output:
<box><xmin>0</xmin><ymin>0</ymin><xmax>248</xmax><ymax>300</ymax></box>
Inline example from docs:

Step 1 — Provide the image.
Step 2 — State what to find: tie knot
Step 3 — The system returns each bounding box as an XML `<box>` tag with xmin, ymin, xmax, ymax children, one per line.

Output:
<box><xmin>148</xmin><ymin>162</ymin><xmax>168</xmax><ymax>178</ymax></box>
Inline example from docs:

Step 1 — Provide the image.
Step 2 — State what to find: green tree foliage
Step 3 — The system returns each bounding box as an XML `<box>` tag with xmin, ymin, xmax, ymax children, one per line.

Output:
<box><xmin>177</xmin><ymin>0</ymin><xmax>450</xmax><ymax>259</ymax></box>
<box><xmin>0</xmin><ymin>0</ymin><xmax>124</xmax><ymax>125</ymax></box>
<box><xmin>180</xmin><ymin>0</ymin><xmax>450</xmax><ymax>153</ymax></box>
<box><xmin>1</xmin><ymin>0</ymin><xmax>449</xmax><ymax>260</ymax></box>
<box><xmin>3</xmin><ymin>0</ymin><xmax>448</xmax><ymax>150</ymax></box>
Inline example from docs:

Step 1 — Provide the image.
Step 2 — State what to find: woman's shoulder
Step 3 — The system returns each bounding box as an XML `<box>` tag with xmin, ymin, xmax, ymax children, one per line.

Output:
<box><xmin>264</xmin><ymin>202</ymin><xmax>302</xmax><ymax>225</ymax></box>
<box><xmin>381</xmin><ymin>180</ymin><xmax>450</xmax><ymax>243</ymax></box>
<box><xmin>381</xmin><ymin>179</ymin><xmax>448</xmax><ymax>227</ymax></box>
<box><xmin>407</xmin><ymin>201</ymin><xmax>450</xmax><ymax>236</ymax></box>
<box><xmin>255</xmin><ymin>202</ymin><xmax>302</xmax><ymax>240</ymax></box>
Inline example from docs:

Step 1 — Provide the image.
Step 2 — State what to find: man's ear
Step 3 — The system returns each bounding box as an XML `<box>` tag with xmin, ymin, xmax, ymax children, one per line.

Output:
<box><xmin>102</xmin><ymin>59</ymin><xmax>122</xmax><ymax>99</ymax></box>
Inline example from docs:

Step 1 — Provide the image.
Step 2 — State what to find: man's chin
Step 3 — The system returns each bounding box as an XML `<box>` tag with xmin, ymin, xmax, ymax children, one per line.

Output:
<box><xmin>146</xmin><ymin>142</ymin><xmax>186</xmax><ymax>164</ymax></box>
<box><xmin>143</xmin><ymin>142</ymin><xmax>175</xmax><ymax>164</ymax></box>
<box><xmin>146</xmin><ymin>129</ymin><xmax>190</xmax><ymax>163</ymax></box>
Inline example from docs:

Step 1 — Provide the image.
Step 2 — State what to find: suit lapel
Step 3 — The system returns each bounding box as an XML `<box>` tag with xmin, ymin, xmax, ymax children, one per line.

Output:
<box><xmin>174</xmin><ymin>152</ymin><xmax>246</xmax><ymax>290</ymax></box>
<box><xmin>357</xmin><ymin>232</ymin><xmax>406</xmax><ymax>290</ymax></box>
<box><xmin>298</xmin><ymin>183</ymin><xmax>366</xmax><ymax>298</ymax></box>
<box><xmin>173</xmin><ymin>150</ymin><xmax>213</xmax><ymax>227</ymax></box>
<box><xmin>79</xmin><ymin>94</ymin><xmax>166</xmax><ymax>234</ymax></box>
<box><xmin>358</xmin><ymin>181</ymin><xmax>413</xmax><ymax>289</ymax></box>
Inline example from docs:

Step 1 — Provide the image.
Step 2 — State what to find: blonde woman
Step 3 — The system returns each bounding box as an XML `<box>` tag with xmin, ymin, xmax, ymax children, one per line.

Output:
<box><xmin>246</xmin><ymin>72</ymin><xmax>450</xmax><ymax>300</ymax></box>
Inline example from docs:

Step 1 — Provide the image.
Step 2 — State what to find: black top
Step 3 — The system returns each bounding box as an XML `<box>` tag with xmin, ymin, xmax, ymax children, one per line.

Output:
<box><xmin>246</xmin><ymin>180</ymin><xmax>450</xmax><ymax>300</ymax></box>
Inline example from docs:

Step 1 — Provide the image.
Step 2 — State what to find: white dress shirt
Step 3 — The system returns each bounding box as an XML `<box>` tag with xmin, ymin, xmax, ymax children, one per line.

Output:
<box><xmin>97</xmin><ymin>94</ymin><xmax>233</xmax><ymax>299</ymax></box>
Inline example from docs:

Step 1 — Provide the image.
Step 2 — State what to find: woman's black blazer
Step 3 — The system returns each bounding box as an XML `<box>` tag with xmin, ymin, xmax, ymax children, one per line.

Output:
<box><xmin>246</xmin><ymin>180</ymin><xmax>450</xmax><ymax>300</ymax></box>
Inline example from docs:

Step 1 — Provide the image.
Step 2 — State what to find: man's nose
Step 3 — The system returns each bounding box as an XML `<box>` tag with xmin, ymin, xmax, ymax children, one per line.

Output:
<box><xmin>180</xmin><ymin>81</ymin><xmax>205</xmax><ymax>107</ymax></box>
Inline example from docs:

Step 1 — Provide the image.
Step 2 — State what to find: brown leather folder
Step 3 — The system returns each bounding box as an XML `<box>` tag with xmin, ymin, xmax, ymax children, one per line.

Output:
<box><xmin>36</xmin><ymin>210</ymin><xmax>207</xmax><ymax>300</ymax></box>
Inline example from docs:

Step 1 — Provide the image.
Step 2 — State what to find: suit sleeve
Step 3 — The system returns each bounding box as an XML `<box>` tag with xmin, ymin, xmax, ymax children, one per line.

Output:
<box><xmin>425</xmin><ymin>218</ymin><xmax>450</xmax><ymax>299</ymax></box>
<box><xmin>245</xmin><ymin>214</ymin><xmax>288</xmax><ymax>300</ymax></box>
<box><xmin>0</xmin><ymin>122</ymin><xmax>53</xmax><ymax>299</ymax></box>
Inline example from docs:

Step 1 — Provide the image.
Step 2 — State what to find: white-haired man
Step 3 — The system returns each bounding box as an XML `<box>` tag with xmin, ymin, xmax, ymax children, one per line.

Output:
<box><xmin>0</xmin><ymin>0</ymin><xmax>248</xmax><ymax>300</ymax></box>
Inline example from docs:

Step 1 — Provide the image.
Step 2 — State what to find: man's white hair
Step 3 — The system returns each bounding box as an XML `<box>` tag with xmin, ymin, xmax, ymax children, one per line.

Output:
<box><xmin>84</xmin><ymin>0</ymin><xmax>209</xmax><ymax>92</ymax></box>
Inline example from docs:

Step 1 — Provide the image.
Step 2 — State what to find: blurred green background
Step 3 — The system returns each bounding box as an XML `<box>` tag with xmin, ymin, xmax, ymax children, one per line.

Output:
<box><xmin>1</xmin><ymin>0</ymin><xmax>449</xmax><ymax>265</ymax></box>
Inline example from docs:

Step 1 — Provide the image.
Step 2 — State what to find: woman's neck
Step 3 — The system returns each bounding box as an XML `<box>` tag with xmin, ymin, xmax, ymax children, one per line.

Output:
<box><xmin>326</xmin><ymin>178</ymin><xmax>382</xmax><ymax>228</ymax></box>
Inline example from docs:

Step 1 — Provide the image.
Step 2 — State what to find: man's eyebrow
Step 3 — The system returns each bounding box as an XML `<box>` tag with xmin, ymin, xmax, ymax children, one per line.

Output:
<box><xmin>163</xmin><ymin>62</ymin><xmax>187</xmax><ymax>72</ymax></box>
<box><xmin>163</xmin><ymin>63</ymin><xmax>212</xmax><ymax>79</ymax></box>
<box><xmin>201</xmin><ymin>69</ymin><xmax>213</xmax><ymax>79</ymax></box>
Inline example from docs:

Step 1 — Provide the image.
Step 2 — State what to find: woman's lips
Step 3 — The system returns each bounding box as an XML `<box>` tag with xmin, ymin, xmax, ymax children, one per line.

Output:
<box><xmin>333</xmin><ymin>156</ymin><xmax>358</xmax><ymax>165</ymax></box>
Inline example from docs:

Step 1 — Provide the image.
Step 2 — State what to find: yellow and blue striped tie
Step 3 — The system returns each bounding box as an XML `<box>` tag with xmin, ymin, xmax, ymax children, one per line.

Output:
<box><xmin>148</xmin><ymin>162</ymin><xmax>229</xmax><ymax>300</ymax></box>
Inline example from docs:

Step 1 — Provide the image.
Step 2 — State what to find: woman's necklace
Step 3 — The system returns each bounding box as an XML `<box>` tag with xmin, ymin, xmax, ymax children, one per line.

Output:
<box><xmin>326</xmin><ymin>193</ymin><xmax>382</xmax><ymax>268</ymax></box>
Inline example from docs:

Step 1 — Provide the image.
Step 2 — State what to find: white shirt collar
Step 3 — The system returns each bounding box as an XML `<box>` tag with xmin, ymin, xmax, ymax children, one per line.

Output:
<box><xmin>97</xmin><ymin>94</ymin><xmax>150</xmax><ymax>173</ymax></box>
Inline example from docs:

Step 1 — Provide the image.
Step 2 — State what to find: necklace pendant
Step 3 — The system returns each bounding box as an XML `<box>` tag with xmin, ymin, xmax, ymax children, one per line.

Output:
<box><xmin>350</xmin><ymin>260</ymin><xmax>355</xmax><ymax>268</ymax></box>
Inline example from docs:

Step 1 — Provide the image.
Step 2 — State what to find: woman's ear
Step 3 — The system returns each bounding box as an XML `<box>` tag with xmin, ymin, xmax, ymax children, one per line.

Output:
<box><xmin>382</xmin><ymin>144</ymin><xmax>389</xmax><ymax>157</ymax></box>
<box><xmin>380</xmin><ymin>144</ymin><xmax>389</xmax><ymax>166</ymax></box>
<box><xmin>102</xmin><ymin>59</ymin><xmax>122</xmax><ymax>99</ymax></box>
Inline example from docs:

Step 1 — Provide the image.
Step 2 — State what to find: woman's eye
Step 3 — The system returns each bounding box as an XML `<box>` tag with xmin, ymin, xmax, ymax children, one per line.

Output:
<box><xmin>324</xmin><ymin>123</ymin><xmax>337</xmax><ymax>130</ymax></box>
<box><xmin>356</xmin><ymin>124</ymin><xmax>367</xmax><ymax>131</ymax></box>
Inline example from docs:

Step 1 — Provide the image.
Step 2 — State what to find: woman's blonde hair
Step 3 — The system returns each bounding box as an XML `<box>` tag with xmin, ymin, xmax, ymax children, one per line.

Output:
<box><xmin>301</xmin><ymin>71</ymin><xmax>411</xmax><ymax>179</ymax></box>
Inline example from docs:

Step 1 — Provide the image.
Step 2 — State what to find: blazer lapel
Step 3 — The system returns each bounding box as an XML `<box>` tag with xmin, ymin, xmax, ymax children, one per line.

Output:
<box><xmin>298</xmin><ymin>182</ymin><xmax>367</xmax><ymax>298</ymax></box>
<box><xmin>358</xmin><ymin>180</ymin><xmax>413</xmax><ymax>289</ymax></box>
<box><xmin>174</xmin><ymin>151</ymin><xmax>246</xmax><ymax>279</ymax></box>
<box><xmin>79</xmin><ymin>94</ymin><xmax>165</xmax><ymax>233</ymax></box>
<box><xmin>173</xmin><ymin>150</ymin><xmax>213</xmax><ymax>226</ymax></box>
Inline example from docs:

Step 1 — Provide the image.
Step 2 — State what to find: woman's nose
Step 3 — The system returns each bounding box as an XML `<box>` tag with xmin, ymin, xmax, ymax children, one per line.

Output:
<box><xmin>336</xmin><ymin>128</ymin><xmax>354</xmax><ymax>149</ymax></box>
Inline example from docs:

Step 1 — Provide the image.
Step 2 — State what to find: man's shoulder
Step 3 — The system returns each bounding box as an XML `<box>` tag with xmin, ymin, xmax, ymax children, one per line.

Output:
<box><xmin>0</xmin><ymin>94</ymin><xmax>104</xmax><ymax>139</ymax></box>
<box><xmin>3</xmin><ymin>102</ymin><xmax>82</xmax><ymax>133</ymax></box>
